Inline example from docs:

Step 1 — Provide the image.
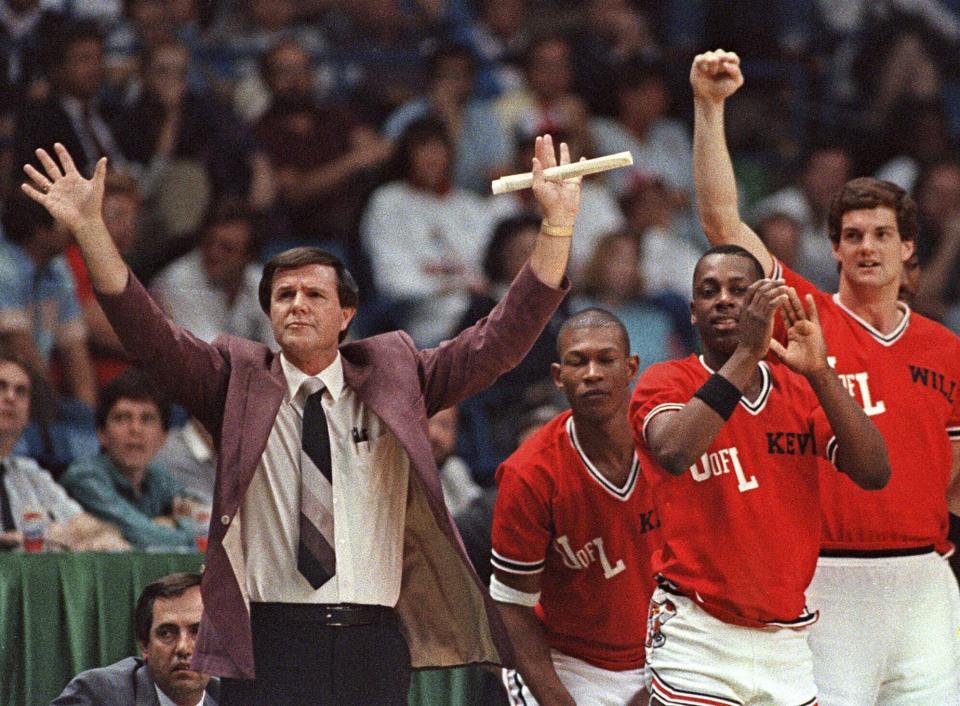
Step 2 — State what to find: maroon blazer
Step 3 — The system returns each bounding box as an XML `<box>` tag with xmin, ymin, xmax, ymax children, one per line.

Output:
<box><xmin>98</xmin><ymin>263</ymin><xmax>568</xmax><ymax>678</ymax></box>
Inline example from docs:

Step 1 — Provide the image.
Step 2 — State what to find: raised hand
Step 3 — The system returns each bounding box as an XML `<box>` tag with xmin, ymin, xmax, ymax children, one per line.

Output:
<box><xmin>769</xmin><ymin>288</ymin><xmax>829</xmax><ymax>375</ymax></box>
<box><xmin>21</xmin><ymin>143</ymin><xmax>106</xmax><ymax>231</ymax></box>
<box><xmin>690</xmin><ymin>49</ymin><xmax>744</xmax><ymax>103</ymax></box>
<box><xmin>531</xmin><ymin>134</ymin><xmax>582</xmax><ymax>228</ymax></box>
<box><xmin>737</xmin><ymin>278</ymin><xmax>789</xmax><ymax>360</ymax></box>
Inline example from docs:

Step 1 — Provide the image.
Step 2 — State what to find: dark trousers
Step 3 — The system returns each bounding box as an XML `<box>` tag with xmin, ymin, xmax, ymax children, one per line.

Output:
<box><xmin>221</xmin><ymin>602</ymin><xmax>411</xmax><ymax>705</ymax></box>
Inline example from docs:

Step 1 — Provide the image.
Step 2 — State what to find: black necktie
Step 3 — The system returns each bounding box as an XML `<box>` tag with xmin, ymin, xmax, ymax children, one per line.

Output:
<box><xmin>297</xmin><ymin>383</ymin><xmax>336</xmax><ymax>589</ymax></box>
<box><xmin>0</xmin><ymin>462</ymin><xmax>17</xmax><ymax>532</ymax></box>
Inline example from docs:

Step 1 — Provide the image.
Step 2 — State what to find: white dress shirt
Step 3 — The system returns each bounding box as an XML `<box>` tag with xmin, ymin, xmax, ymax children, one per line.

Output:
<box><xmin>241</xmin><ymin>353</ymin><xmax>410</xmax><ymax>605</ymax></box>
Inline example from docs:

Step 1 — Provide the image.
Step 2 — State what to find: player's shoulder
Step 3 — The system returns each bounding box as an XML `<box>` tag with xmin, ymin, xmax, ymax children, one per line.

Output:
<box><xmin>636</xmin><ymin>354</ymin><xmax>702</xmax><ymax>387</ymax></box>
<box><xmin>906</xmin><ymin>309</ymin><xmax>960</xmax><ymax>346</ymax></box>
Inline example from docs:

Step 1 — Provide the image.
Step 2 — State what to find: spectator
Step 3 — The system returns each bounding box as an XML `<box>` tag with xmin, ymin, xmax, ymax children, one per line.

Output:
<box><xmin>620</xmin><ymin>174</ymin><xmax>702</xmax><ymax>300</ymax></box>
<box><xmin>64</xmin><ymin>169</ymin><xmax>141</xmax><ymax>387</ymax></box>
<box><xmin>254</xmin><ymin>38</ymin><xmax>391</xmax><ymax>263</ymax></box>
<box><xmin>15</xmin><ymin>20</ymin><xmax>127</xmax><ymax>179</ymax></box>
<box><xmin>754</xmin><ymin>211</ymin><xmax>802</xmax><ymax>271</ymax></box>
<box><xmin>151</xmin><ymin>202</ymin><xmax>275</xmax><ymax>346</ymax></box>
<box><xmin>0</xmin><ymin>354</ymin><xmax>127</xmax><ymax>551</ymax></box>
<box><xmin>53</xmin><ymin>572</ymin><xmax>219</xmax><ymax>705</ymax></box>
<box><xmin>453</xmin><ymin>215</ymin><xmax>568</xmax><ymax>479</ymax></box>
<box><xmin>493</xmin><ymin>33</ymin><xmax>583</xmax><ymax>144</ymax></box>
<box><xmin>61</xmin><ymin>370</ymin><xmax>199</xmax><ymax>550</ymax></box>
<box><xmin>589</xmin><ymin>58</ymin><xmax>693</xmax><ymax>203</ymax></box>
<box><xmin>752</xmin><ymin>144</ymin><xmax>854</xmax><ymax>291</ymax></box>
<box><xmin>462</xmin><ymin>0</ymin><xmax>528</xmax><ymax>99</ymax></box>
<box><xmin>153</xmin><ymin>416</ymin><xmax>214</xmax><ymax>506</ymax></box>
<box><xmin>572</xmin><ymin>0</ymin><xmax>660</xmax><ymax>116</ymax></box>
<box><xmin>490</xmin><ymin>126</ymin><xmax>624</xmax><ymax>283</ymax></box>
<box><xmin>110</xmin><ymin>39</ymin><xmax>274</xmax><ymax>227</ymax></box>
<box><xmin>362</xmin><ymin>116</ymin><xmax>493</xmax><ymax>346</ymax></box>
<box><xmin>383</xmin><ymin>42</ymin><xmax>511</xmax><ymax>195</ymax></box>
<box><xmin>574</xmin><ymin>232</ymin><xmax>692</xmax><ymax>373</ymax></box>
<box><xmin>0</xmin><ymin>191</ymin><xmax>97</xmax><ymax>409</ymax></box>
<box><xmin>913</xmin><ymin>159</ymin><xmax>960</xmax><ymax>331</ymax></box>
<box><xmin>427</xmin><ymin>405</ymin><xmax>483</xmax><ymax>516</ymax></box>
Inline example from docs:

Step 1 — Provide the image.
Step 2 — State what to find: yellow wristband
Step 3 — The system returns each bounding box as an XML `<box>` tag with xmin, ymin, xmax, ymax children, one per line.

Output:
<box><xmin>540</xmin><ymin>221</ymin><xmax>574</xmax><ymax>238</ymax></box>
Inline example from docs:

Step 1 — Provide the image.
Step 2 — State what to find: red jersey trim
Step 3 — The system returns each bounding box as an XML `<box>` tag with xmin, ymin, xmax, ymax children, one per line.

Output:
<box><xmin>948</xmin><ymin>426</ymin><xmax>960</xmax><ymax>440</ymax></box>
<box><xmin>566</xmin><ymin>416</ymin><xmax>640</xmax><ymax>501</ymax></box>
<box><xmin>642</xmin><ymin>403</ymin><xmax>686</xmax><ymax>443</ymax></box>
<box><xmin>831</xmin><ymin>293</ymin><xmax>910</xmax><ymax>346</ymax></box>
<box><xmin>491</xmin><ymin>549</ymin><xmax>545</xmax><ymax>575</ymax></box>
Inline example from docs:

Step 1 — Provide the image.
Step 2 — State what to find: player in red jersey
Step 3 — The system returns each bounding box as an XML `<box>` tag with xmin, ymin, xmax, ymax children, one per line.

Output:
<box><xmin>692</xmin><ymin>49</ymin><xmax>960</xmax><ymax>704</ymax></box>
<box><xmin>632</xmin><ymin>245</ymin><xmax>889</xmax><ymax>705</ymax></box>
<box><xmin>490</xmin><ymin>308</ymin><xmax>658</xmax><ymax>706</ymax></box>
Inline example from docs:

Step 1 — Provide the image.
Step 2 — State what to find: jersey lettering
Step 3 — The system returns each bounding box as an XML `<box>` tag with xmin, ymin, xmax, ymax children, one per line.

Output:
<box><xmin>766</xmin><ymin>431</ymin><xmax>817</xmax><ymax>455</ymax></box>
<box><xmin>554</xmin><ymin>535</ymin><xmax>626</xmax><ymax>579</ymax></box>
<box><xmin>689</xmin><ymin>446</ymin><xmax>758</xmax><ymax>493</ymax></box>
<box><xmin>908</xmin><ymin>365</ymin><xmax>957</xmax><ymax>405</ymax></box>
<box><xmin>828</xmin><ymin>356</ymin><xmax>886</xmax><ymax>416</ymax></box>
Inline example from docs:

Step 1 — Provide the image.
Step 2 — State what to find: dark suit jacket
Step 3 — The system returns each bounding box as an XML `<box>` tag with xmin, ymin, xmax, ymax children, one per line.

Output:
<box><xmin>51</xmin><ymin>656</ymin><xmax>219</xmax><ymax>706</ymax></box>
<box><xmin>98</xmin><ymin>263</ymin><xmax>567</xmax><ymax>678</ymax></box>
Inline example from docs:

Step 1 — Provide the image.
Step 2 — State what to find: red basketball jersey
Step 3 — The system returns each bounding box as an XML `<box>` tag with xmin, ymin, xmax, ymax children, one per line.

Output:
<box><xmin>491</xmin><ymin>411</ymin><xmax>660</xmax><ymax>671</ymax></box>
<box><xmin>774</xmin><ymin>260</ymin><xmax>960</xmax><ymax>553</ymax></box>
<box><xmin>630</xmin><ymin>355</ymin><xmax>835</xmax><ymax>628</ymax></box>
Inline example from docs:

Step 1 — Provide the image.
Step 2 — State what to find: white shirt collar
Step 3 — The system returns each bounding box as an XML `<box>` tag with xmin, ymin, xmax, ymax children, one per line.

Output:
<box><xmin>154</xmin><ymin>684</ymin><xmax>205</xmax><ymax>706</ymax></box>
<box><xmin>280</xmin><ymin>352</ymin><xmax>345</xmax><ymax>405</ymax></box>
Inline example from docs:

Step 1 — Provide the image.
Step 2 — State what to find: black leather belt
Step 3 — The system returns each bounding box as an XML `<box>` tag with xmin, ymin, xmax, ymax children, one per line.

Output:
<box><xmin>819</xmin><ymin>544</ymin><xmax>935</xmax><ymax>559</ymax></box>
<box><xmin>253</xmin><ymin>602</ymin><xmax>397</xmax><ymax>627</ymax></box>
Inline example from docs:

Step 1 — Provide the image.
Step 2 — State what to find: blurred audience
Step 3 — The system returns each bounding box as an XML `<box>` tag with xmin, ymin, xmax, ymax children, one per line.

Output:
<box><xmin>0</xmin><ymin>354</ymin><xmax>128</xmax><ymax>551</ymax></box>
<box><xmin>752</xmin><ymin>144</ymin><xmax>853</xmax><ymax>290</ymax></box>
<box><xmin>573</xmin><ymin>232</ymin><xmax>693</xmax><ymax>373</ymax></box>
<box><xmin>254</xmin><ymin>38</ymin><xmax>391</xmax><ymax>263</ymax></box>
<box><xmin>153</xmin><ymin>416</ymin><xmax>215</xmax><ymax>506</ymax></box>
<box><xmin>0</xmin><ymin>192</ymin><xmax>96</xmax><ymax>409</ymax></box>
<box><xmin>912</xmin><ymin>159</ymin><xmax>960</xmax><ymax>331</ymax></box>
<box><xmin>362</xmin><ymin>116</ymin><xmax>492</xmax><ymax>346</ymax></box>
<box><xmin>151</xmin><ymin>201</ymin><xmax>274</xmax><ymax>345</ymax></box>
<box><xmin>384</xmin><ymin>42</ymin><xmax>511</xmax><ymax>195</ymax></box>
<box><xmin>64</xmin><ymin>169</ymin><xmax>140</xmax><ymax>387</ymax></box>
<box><xmin>428</xmin><ymin>405</ymin><xmax>484</xmax><ymax>516</ymax></box>
<box><xmin>61</xmin><ymin>370</ymin><xmax>199</xmax><ymax>550</ymax></box>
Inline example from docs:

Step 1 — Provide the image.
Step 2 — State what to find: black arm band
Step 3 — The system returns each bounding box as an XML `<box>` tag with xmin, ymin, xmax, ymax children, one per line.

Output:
<box><xmin>693</xmin><ymin>373</ymin><xmax>742</xmax><ymax>421</ymax></box>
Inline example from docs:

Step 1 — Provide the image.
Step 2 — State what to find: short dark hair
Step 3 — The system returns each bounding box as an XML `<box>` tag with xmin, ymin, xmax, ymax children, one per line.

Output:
<box><xmin>557</xmin><ymin>307</ymin><xmax>630</xmax><ymax>357</ymax></box>
<box><xmin>134</xmin><ymin>572</ymin><xmax>202</xmax><ymax>645</ymax></box>
<box><xmin>395</xmin><ymin>116</ymin><xmax>452</xmax><ymax>180</ymax></box>
<box><xmin>1</xmin><ymin>192</ymin><xmax>55</xmax><ymax>244</ymax></box>
<box><xmin>95</xmin><ymin>369</ymin><xmax>172</xmax><ymax>431</ymax></box>
<box><xmin>482</xmin><ymin>214</ymin><xmax>541</xmax><ymax>283</ymax></box>
<box><xmin>258</xmin><ymin>247</ymin><xmax>359</xmax><ymax>342</ymax></box>
<box><xmin>200</xmin><ymin>199</ymin><xmax>259</xmax><ymax>256</ymax></box>
<box><xmin>827</xmin><ymin>177</ymin><xmax>918</xmax><ymax>244</ymax></box>
<box><xmin>694</xmin><ymin>244</ymin><xmax>766</xmax><ymax>283</ymax></box>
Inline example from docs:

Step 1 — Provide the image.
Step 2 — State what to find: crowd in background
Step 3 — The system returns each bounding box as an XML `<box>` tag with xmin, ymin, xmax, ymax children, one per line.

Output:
<box><xmin>3</xmin><ymin>0</ymin><xmax>960</xmax><ymax>550</ymax></box>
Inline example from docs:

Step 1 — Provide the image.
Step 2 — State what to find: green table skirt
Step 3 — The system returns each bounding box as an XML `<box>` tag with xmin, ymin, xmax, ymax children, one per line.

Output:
<box><xmin>0</xmin><ymin>552</ymin><xmax>500</xmax><ymax>705</ymax></box>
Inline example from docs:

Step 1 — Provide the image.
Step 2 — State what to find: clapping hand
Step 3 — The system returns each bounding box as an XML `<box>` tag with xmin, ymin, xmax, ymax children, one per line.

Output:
<box><xmin>769</xmin><ymin>288</ymin><xmax>829</xmax><ymax>375</ymax></box>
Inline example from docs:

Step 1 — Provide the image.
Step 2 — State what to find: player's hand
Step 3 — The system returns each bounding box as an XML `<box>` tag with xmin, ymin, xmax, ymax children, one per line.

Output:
<box><xmin>769</xmin><ymin>289</ymin><xmax>829</xmax><ymax>375</ymax></box>
<box><xmin>737</xmin><ymin>278</ymin><xmax>789</xmax><ymax>360</ymax></box>
<box><xmin>690</xmin><ymin>50</ymin><xmax>744</xmax><ymax>102</ymax></box>
<box><xmin>22</xmin><ymin>143</ymin><xmax>106</xmax><ymax>233</ymax></box>
<box><xmin>532</xmin><ymin>134</ymin><xmax>583</xmax><ymax>229</ymax></box>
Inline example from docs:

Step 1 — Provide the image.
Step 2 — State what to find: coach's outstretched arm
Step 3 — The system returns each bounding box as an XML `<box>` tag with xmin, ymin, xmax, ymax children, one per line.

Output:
<box><xmin>691</xmin><ymin>50</ymin><xmax>775</xmax><ymax>276</ymax></box>
<box><xmin>21</xmin><ymin>146</ymin><xmax>125</xmax><ymax>295</ymax></box>
<box><xmin>527</xmin><ymin>134</ymin><xmax>583</xmax><ymax>288</ymax></box>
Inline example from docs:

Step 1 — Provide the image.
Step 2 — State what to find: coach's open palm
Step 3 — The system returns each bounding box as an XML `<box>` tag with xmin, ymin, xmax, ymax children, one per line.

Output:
<box><xmin>22</xmin><ymin>144</ymin><xmax>106</xmax><ymax>232</ymax></box>
<box><xmin>769</xmin><ymin>289</ymin><xmax>829</xmax><ymax>376</ymax></box>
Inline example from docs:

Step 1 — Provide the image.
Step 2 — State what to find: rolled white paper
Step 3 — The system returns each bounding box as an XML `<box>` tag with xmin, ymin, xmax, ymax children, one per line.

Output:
<box><xmin>491</xmin><ymin>151</ymin><xmax>634</xmax><ymax>195</ymax></box>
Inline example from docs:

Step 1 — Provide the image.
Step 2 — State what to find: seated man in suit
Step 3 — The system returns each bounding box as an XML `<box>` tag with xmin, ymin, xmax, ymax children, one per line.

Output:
<box><xmin>54</xmin><ymin>572</ymin><xmax>219</xmax><ymax>705</ymax></box>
